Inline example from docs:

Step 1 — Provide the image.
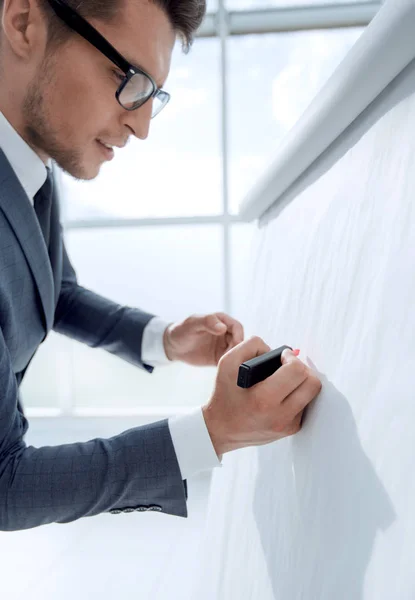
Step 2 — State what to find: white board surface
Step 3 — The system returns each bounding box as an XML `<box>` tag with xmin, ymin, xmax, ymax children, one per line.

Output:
<box><xmin>196</xmin><ymin>2</ymin><xmax>415</xmax><ymax>597</ymax></box>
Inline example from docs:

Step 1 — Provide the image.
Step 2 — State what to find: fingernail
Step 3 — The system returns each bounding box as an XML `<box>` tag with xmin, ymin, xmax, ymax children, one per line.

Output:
<box><xmin>215</xmin><ymin>322</ymin><xmax>225</xmax><ymax>330</ymax></box>
<box><xmin>293</xmin><ymin>349</ymin><xmax>300</xmax><ymax>356</ymax></box>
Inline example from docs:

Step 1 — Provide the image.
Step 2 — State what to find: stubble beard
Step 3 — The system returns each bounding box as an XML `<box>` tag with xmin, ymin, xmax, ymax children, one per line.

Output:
<box><xmin>21</xmin><ymin>52</ymin><xmax>89</xmax><ymax>181</ymax></box>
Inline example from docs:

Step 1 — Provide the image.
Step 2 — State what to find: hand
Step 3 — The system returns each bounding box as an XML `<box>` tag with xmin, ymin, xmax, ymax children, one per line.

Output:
<box><xmin>202</xmin><ymin>336</ymin><xmax>322</xmax><ymax>457</ymax></box>
<box><xmin>163</xmin><ymin>313</ymin><xmax>244</xmax><ymax>366</ymax></box>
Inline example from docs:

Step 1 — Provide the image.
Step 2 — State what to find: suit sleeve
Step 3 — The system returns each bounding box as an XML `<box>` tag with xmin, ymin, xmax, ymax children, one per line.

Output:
<box><xmin>53</xmin><ymin>238</ymin><xmax>156</xmax><ymax>373</ymax></box>
<box><xmin>0</xmin><ymin>321</ymin><xmax>188</xmax><ymax>530</ymax></box>
<box><xmin>0</xmin><ymin>231</ymin><xmax>189</xmax><ymax>531</ymax></box>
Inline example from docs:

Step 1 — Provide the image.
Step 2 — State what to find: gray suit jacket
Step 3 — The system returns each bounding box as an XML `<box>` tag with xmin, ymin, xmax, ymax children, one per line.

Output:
<box><xmin>0</xmin><ymin>148</ymin><xmax>187</xmax><ymax>531</ymax></box>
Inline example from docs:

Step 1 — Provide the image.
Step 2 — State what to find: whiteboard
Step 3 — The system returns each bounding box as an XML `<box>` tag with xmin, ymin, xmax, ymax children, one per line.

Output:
<box><xmin>196</xmin><ymin>1</ymin><xmax>415</xmax><ymax>598</ymax></box>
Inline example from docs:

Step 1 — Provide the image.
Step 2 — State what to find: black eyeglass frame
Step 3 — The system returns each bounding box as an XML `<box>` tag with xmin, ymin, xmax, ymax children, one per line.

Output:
<box><xmin>45</xmin><ymin>0</ymin><xmax>170</xmax><ymax>115</ymax></box>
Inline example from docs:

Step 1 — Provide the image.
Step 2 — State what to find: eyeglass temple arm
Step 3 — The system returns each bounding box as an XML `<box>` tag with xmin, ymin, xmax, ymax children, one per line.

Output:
<box><xmin>46</xmin><ymin>0</ymin><xmax>131</xmax><ymax>74</ymax></box>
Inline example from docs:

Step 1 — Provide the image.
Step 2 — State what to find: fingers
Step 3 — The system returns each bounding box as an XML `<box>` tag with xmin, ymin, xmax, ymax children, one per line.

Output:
<box><xmin>281</xmin><ymin>371</ymin><xmax>322</xmax><ymax>415</ymax></box>
<box><xmin>281</xmin><ymin>347</ymin><xmax>298</xmax><ymax>365</ymax></box>
<box><xmin>259</xmin><ymin>348</ymin><xmax>321</xmax><ymax>412</ymax></box>
<box><xmin>288</xmin><ymin>410</ymin><xmax>303</xmax><ymax>435</ymax></box>
<box><xmin>223</xmin><ymin>335</ymin><xmax>271</xmax><ymax>368</ymax></box>
<box><xmin>262</xmin><ymin>357</ymin><xmax>309</xmax><ymax>401</ymax></box>
<box><xmin>188</xmin><ymin>313</ymin><xmax>245</xmax><ymax>348</ymax></box>
<box><xmin>210</xmin><ymin>336</ymin><xmax>323</xmax><ymax>452</ymax></box>
<box><xmin>266</xmin><ymin>376</ymin><xmax>319</xmax><ymax>438</ymax></box>
<box><xmin>213</xmin><ymin>312</ymin><xmax>245</xmax><ymax>345</ymax></box>
<box><xmin>194</xmin><ymin>314</ymin><xmax>221</xmax><ymax>332</ymax></box>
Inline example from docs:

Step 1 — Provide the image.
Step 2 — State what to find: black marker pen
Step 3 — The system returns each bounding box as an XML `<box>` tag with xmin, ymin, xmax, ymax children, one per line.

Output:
<box><xmin>237</xmin><ymin>345</ymin><xmax>301</xmax><ymax>389</ymax></box>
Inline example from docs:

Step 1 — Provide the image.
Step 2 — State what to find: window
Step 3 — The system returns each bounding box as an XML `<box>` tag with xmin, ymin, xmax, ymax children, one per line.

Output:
<box><xmin>23</xmin><ymin>4</ymin><xmax>377</xmax><ymax>414</ymax></box>
<box><xmin>228</xmin><ymin>28</ymin><xmax>363</xmax><ymax>213</ymax></box>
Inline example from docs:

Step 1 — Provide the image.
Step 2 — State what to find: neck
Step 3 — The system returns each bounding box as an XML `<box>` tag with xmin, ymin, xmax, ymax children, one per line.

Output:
<box><xmin>0</xmin><ymin>100</ymin><xmax>49</xmax><ymax>166</ymax></box>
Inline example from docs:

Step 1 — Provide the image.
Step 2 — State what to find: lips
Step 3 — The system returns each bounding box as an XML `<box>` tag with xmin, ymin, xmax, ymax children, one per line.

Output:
<box><xmin>97</xmin><ymin>138</ymin><xmax>127</xmax><ymax>149</ymax></box>
<box><xmin>96</xmin><ymin>139</ymin><xmax>115</xmax><ymax>160</ymax></box>
<box><xmin>97</xmin><ymin>139</ymin><xmax>113</xmax><ymax>150</ymax></box>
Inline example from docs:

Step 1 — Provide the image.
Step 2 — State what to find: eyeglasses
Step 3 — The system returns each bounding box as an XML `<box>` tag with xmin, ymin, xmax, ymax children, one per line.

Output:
<box><xmin>45</xmin><ymin>0</ymin><xmax>170</xmax><ymax>118</ymax></box>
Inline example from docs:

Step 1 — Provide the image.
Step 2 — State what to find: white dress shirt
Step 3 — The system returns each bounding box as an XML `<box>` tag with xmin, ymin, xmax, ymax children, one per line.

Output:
<box><xmin>0</xmin><ymin>110</ymin><xmax>222</xmax><ymax>482</ymax></box>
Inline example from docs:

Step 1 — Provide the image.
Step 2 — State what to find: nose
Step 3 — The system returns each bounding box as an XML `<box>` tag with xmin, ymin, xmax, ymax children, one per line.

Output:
<box><xmin>123</xmin><ymin>99</ymin><xmax>153</xmax><ymax>140</ymax></box>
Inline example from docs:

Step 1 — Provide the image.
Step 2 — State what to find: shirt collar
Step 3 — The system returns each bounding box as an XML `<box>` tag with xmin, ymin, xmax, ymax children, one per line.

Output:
<box><xmin>0</xmin><ymin>110</ymin><xmax>53</xmax><ymax>204</ymax></box>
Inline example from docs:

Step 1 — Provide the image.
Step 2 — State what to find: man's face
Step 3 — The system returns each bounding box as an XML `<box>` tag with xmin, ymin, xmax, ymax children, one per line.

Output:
<box><xmin>15</xmin><ymin>0</ymin><xmax>176</xmax><ymax>180</ymax></box>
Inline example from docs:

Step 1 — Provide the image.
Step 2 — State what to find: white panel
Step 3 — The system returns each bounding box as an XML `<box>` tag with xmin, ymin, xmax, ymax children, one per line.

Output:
<box><xmin>195</xmin><ymin>31</ymin><xmax>415</xmax><ymax>600</ymax></box>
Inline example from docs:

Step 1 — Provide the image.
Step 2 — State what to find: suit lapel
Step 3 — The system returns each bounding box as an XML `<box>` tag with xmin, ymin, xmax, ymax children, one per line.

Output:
<box><xmin>0</xmin><ymin>148</ymin><xmax>54</xmax><ymax>333</ymax></box>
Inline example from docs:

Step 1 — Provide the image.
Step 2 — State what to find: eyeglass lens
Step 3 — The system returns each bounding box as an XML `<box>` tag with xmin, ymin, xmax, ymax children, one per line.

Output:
<box><xmin>119</xmin><ymin>73</ymin><xmax>167</xmax><ymax>117</ymax></box>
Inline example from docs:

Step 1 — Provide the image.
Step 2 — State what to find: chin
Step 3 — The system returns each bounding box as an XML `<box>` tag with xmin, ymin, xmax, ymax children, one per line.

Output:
<box><xmin>62</xmin><ymin>158</ymin><xmax>102</xmax><ymax>182</ymax></box>
<box><xmin>83</xmin><ymin>163</ymin><xmax>102</xmax><ymax>180</ymax></box>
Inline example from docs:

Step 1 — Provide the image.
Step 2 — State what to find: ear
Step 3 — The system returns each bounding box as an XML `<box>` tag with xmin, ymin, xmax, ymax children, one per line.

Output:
<box><xmin>1</xmin><ymin>0</ymin><xmax>47</xmax><ymax>61</ymax></box>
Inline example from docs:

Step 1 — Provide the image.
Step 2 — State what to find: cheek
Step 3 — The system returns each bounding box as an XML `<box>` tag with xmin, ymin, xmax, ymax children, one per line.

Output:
<box><xmin>49</xmin><ymin>52</ymin><xmax>118</xmax><ymax>142</ymax></box>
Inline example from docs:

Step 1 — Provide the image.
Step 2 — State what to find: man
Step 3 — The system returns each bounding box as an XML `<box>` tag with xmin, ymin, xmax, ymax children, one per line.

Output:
<box><xmin>0</xmin><ymin>0</ymin><xmax>322</xmax><ymax>531</ymax></box>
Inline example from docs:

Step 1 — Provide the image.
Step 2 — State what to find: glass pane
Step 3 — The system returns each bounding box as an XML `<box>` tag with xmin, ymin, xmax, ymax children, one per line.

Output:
<box><xmin>61</xmin><ymin>38</ymin><xmax>222</xmax><ymax>222</ymax></box>
<box><xmin>227</xmin><ymin>0</ymin><xmax>366</xmax><ymax>9</ymax></box>
<box><xmin>20</xmin><ymin>332</ymin><xmax>73</xmax><ymax>409</ymax></box>
<box><xmin>206</xmin><ymin>0</ymin><xmax>218</xmax><ymax>11</ymax></box>
<box><xmin>228</xmin><ymin>28</ymin><xmax>363</xmax><ymax>213</ymax></box>
<box><xmin>230</xmin><ymin>222</ymin><xmax>258</xmax><ymax>334</ymax></box>
<box><xmin>63</xmin><ymin>225</ymin><xmax>224</xmax><ymax>409</ymax></box>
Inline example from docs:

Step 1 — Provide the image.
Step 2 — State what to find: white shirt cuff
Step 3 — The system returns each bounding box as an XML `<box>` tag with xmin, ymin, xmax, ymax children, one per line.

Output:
<box><xmin>168</xmin><ymin>408</ymin><xmax>223</xmax><ymax>481</ymax></box>
<box><xmin>141</xmin><ymin>317</ymin><xmax>173</xmax><ymax>365</ymax></box>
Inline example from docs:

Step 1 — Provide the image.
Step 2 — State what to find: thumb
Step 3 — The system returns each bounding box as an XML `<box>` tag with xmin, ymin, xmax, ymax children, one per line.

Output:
<box><xmin>206</xmin><ymin>315</ymin><xmax>227</xmax><ymax>334</ymax></box>
<box><xmin>281</xmin><ymin>347</ymin><xmax>300</xmax><ymax>364</ymax></box>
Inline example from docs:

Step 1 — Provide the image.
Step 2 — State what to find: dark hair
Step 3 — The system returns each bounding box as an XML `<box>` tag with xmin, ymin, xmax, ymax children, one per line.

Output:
<box><xmin>1</xmin><ymin>0</ymin><xmax>206</xmax><ymax>53</ymax></box>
